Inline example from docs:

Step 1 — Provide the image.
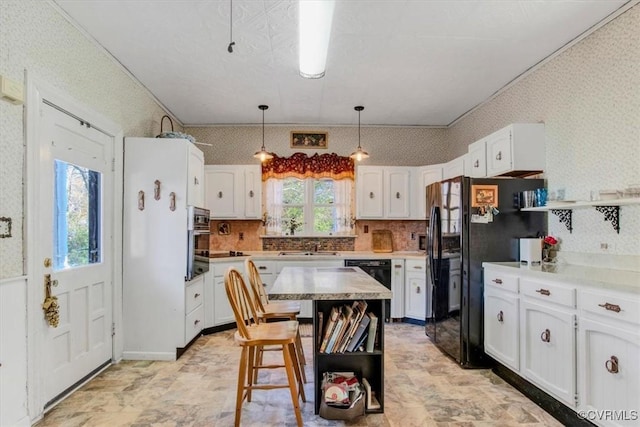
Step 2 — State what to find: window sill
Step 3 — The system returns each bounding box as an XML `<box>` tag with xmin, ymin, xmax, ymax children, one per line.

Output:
<box><xmin>260</xmin><ymin>234</ymin><xmax>357</xmax><ymax>239</ymax></box>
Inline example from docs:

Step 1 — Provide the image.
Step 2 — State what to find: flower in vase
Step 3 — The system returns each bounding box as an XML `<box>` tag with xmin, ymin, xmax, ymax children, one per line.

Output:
<box><xmin>542</xmin><ymin>235</ymin><xmax>559</xmax><ymax>262</ymax></box>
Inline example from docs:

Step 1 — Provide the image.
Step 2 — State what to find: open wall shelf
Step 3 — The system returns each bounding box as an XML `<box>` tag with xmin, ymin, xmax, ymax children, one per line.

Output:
<box><xmin>520</xmin><ymin>197</ymin><xmax>639</xmax><ymax>234</ymax></box>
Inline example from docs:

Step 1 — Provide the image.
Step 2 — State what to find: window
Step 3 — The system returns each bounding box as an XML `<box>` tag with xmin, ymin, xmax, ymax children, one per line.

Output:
<box><xmin>53</xmin><ymin>160</ymin><xmax>101</xmax><ymax>269</ymax></box>
<box><xmin>265</xmin><ymin>177</ymin><xmax>353</xmax><ymax>235</ymax></box>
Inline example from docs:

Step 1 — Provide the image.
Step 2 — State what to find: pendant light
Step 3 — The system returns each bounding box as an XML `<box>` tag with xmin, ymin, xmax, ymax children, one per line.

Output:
<box><xmin>254</xmin><ymin>105</ymin><xmax>273</xmax><ymax>162</ymax></box>
<box><xmin>350</xmin><ymin>106</ymin><xmax>369</xmax><ymax>161</ymax></box>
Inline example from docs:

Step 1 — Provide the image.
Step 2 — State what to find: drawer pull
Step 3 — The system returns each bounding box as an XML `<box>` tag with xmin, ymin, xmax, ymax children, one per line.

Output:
<box><xmin>497</xmin><ymin>311</ymin><xmax>504</xmax><ymax>322</ymax></box>
<box><xmin>394</xmin><ymin>264</ymin><xmax>402</xmax><ymax>268</ymax></box>
<box><xmin>474</xmin><ymin>160</ymin><xmax>479</xmax><ymax>168</ymax></box>
<box><xmin>540</xmin><ymin>329</ymin><xmax>551</xmax><ymax>343</ymax></box>
<box><xmin>598</xmin><ymin>302</ymin><xmax>621</xmax><ymax>313</ymax></box>
<box><xmin>416</xmin><ymin>286</ymin><xmax>421</xmax><ymax>294</ymax></box>
<box><xmin>396</xmin><ymin>192</ymin><xmax>401</xmax><ymax>199</ymax></box>
<box><xmin>258</xmin><ymin>266</ymin><xmax>267</xmax><ymax>270</ymax></box>
<box><xmin>496</xmin><ymin>151</ymin><xmax>502</xmax><ymax>161</ymax></box>
<box><xmin>218</xmin><ymin>191</ymin><xmax>223</xmax><ymax>198</ymax></box>
<box><xmin>369</xmin><ymin>192</ymin><xmax>375</xmax><ymax>199</ymax></box>
<box><xmin>194</xmin><ymin>319</ymin><xmax>200</xmax><ymax>326</ymax></box>
<box><xmin>194</xmin><ymin>293</ymin><xmax>200</xmax><ymax>299</ymax></box>
<box><xmin>605</xmin><ymin>355</ymin><xmax>619</xmax><ymax>374</ymax></box>
<box><xmin>492</xmin><ymin>278</ymin><xmax>503</xmax><ymax>284</ymax></box>
<box><xmin>249</xmin><ymin>190</ymin><xmax>254</xmax><ymax>198</ymax></box>
<box><xmin>413</xmin><ymin>266</ymin><xmax>423</xmax><ymax>270</ymax></box>
<box><xmin>536</xmin><ymin>288</ymin><xmax>551</xmax><ymax>296</ymax></box>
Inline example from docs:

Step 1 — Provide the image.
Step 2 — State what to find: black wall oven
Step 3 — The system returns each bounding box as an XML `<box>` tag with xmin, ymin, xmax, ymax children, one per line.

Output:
<box><xmin>187</xmin><ymin>206</ymin><xmax>210</xmax><ymax>281</ymax></box>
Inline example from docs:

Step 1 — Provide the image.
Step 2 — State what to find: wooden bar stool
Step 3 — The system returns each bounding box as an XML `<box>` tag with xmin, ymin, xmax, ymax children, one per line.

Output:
<box><xmin>245</xmin><ymin>258</ymin><xmax>307</xmax><ymax>374</ymax></box>
<box><xmin>224</xmin><ymin>267</ymin><xmax>306</xmax><ymax>427</ymax></box>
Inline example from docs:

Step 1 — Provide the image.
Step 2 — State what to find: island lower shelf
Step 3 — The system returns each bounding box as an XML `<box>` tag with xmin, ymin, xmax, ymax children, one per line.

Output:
<box><xmin>313</xmin><ymin>299</ymin><xmax>385</xmax><ymax>415</ymax></box>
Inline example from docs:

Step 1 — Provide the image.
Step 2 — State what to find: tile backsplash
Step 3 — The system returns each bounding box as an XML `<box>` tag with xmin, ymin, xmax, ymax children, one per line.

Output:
<box><xmin>208</xmin><ymin>220</ymin><xmax>426</xmax><ymax>253</ymax></box>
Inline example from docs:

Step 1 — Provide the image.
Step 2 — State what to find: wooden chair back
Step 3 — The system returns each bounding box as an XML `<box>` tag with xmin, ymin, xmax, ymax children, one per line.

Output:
<box><xmin>224</xmin><ymin>267</ymin><xmax>259</xmax><ymax>340</ymax></box>
<box><xmin>245</xmin><ymin>258</ymin><xmax>269</xmax><ymax>311</ymax></box>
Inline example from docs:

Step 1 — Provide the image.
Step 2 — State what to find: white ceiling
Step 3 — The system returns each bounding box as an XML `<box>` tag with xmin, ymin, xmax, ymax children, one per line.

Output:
<box><xmin>54</xmin><ymin>0</ymin><xmax>629</xmax><ymax>127</ymax></box>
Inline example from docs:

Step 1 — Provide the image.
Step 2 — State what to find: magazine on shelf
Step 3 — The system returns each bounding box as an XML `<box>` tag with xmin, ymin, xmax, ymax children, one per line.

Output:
<box><xmin>346</xmin><ymin>312</ymin><xmax>370</xmax><ymax>352</ymax></box>
<box><xmin>365</xmin><ymin>312</ymin><xmax>378</xmax><ymax>352</ymax></box>
<box><xmin>319</xmin><ymin>307</ymin><xmax>339</xmax><ymax>353</ymax></box>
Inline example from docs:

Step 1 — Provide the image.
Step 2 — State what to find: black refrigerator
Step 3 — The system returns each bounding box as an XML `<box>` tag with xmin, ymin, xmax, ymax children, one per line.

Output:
<box><xmin>425</xmin><ymin>176</ymin><xmax>546</xmax><ymax>367</ymax></box>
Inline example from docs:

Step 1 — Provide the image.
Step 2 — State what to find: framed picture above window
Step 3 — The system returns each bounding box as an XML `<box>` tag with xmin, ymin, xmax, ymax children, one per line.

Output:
<box><xmin>290</xmin><ymin>131</ymin><xmax>328</xmax><ymax>149</ymax></box>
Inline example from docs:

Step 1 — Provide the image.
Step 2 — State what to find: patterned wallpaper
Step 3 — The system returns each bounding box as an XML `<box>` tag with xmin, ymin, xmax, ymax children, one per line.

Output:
<box><xmin>0</xmin><ymin>1</ymin><xmax>176</xmax><ymax>279</ymax></box>
<box><xmin>186</xmin><ymin>126</ymin><xmax>450</xmax><ymax>166</ymax></box>
<box><xmin>447</xmin><ymin>5</ymin><xmax>639</xmax><ymax>256</ymax></box>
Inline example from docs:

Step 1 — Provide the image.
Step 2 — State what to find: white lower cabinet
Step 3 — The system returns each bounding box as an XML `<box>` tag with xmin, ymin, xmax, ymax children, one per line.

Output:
<box><xmin>185</xmin><ymin>276</ymin><xmax>205</xmax><ymax>343</ymax></box>
<box><xmin>484</xmin><ymin>286</ymin><xmax>520</xmax><ymax>371</ymax></box>
<box><xmin>405</xmin><ymin>259</ymin><xmax>427</xmax><ymax>321</ymax></box>
<box><xmin>520</xmin><ymin>300</ymin><xmax>576</xmax><ymax>407</ymax></box>
<box><xmin>484</xmin><ymin>263</ymin><xmax>640</xmax><ymax>427</ymax></box>
<box><xmin>577</xmin><ymin>288</ymin><xmax>640</xmax><ymax>427</ymax></box>
<box><xmin>212</xmin><ymin>261</ymin><xmax>244</xmax><ymax>326</ymax></box>
<box><xmin>391</xmin><ymin>259</ymin><xmax>405</xmax><ymax>318</ymax></box>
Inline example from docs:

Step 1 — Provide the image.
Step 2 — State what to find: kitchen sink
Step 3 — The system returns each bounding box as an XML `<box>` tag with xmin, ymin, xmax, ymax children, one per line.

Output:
<box><xmin>278</xmin><ymin>251</ymin><xmax>340</xmax><ymax>256</ymax></box>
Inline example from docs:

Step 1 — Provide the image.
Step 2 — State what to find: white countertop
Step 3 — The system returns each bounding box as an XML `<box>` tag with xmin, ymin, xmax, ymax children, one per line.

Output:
<box><xmin>269</xmin><ymin>266</ymin><xmax>393</xmax><ymax>301</ymax></box>
<box><xmin>208</xmin><ymin>250</ymin><xmax>426</xmax><ymax>262</ymax></box>
<box><xmin>483</xmin><ymin>262</ymin><xmax>640</xmax><ymax>294</ymax></box>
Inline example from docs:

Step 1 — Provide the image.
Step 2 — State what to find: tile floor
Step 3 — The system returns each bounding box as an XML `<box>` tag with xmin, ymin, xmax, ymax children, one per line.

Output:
<box><xmin>36</xmin><ymin>323</ymin><xmax>562</xmax><ymax>426</ymax></box>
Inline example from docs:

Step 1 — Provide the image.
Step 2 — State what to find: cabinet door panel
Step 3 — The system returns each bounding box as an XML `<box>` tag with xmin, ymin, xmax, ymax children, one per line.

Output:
<box><xmin>486</xmin><ymin>128</ymin><xmax>512</xmax><ymax>176</ymax></box>
<box><xmin>484</xmin><ymin>289</ymin><xmax>519</xmax><ymax>370</ymax></box>
<box><xmin>213</xmin><ymin>276</ymin><xmax>235</xmax><ymax>325</ymax></box>
<box><xmin>187</xmin><ymin>145</ymin><xmax>205</xmax><ymax>207</ymax></box>
<box><xmin>244</xmin><ymin>165</ymin><xmax>261</xmax><ymax>219</ymax></box>
<box><xmin>385</xmin><ymin>168</ymin><xmax>410</xmax><ymax>218</ymax></box>
<box><xmin>578</xmin><ymin>318</ymin><xmax>640</xmax><ymax>426</ymax></box>
<box><xmin>521</xmin><ymin>300</ymin><xmax>576</xmax><ymax>407</ymax></box>
<box><xmin>357</xmin><ymin>168</ymin><xmax>383</xmax><ymax>218</ymax></box>
<box><xmin>205</xmin><ymin>170</ymin><xmax>240</xmax><ymax>218</ymax></box>
<box><xmin>405</xmin><ymin>272</ymin><xmax>426</xmax><ymax>320</ymax></box>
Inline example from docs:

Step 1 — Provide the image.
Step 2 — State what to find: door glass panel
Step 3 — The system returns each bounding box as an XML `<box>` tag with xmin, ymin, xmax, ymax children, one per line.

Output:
<box><xmin>53</xmin><ymin>160</ymin><xmax>101</xmax><ymax>270</ymax></box>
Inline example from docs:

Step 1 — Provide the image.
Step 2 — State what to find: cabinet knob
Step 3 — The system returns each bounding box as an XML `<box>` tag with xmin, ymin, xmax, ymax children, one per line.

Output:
<box><xmin>194</xmin><ymin>177</ymin><xmax>199</xmax><ymax>185</ymax></box>
<box><xmin>369</xmin><ymin>191</ymin><xmax>375</xmax><ymax>199</ymax></box>
<box><xmin>535</xmin><ymin>288</ymin><xmax>551</xmax><ymax>296</ymax></box>
<box><xmin>249</xmin><ymin>190</ymin><xmax>254</xmax><ymax>198</ymax></box>
<box><xmin>605</xmin><ymin>355</ymin><xmax>619</xmax><ymax>374</ymax></box>
<box><xmin>496</xmin><ymin>151</ymin><xmax>502</xmax><ymax>161</ymax></box>
<box><xmin>218</xmin><ymin>191</ymin><xmax>223</xmax><ymax>198</ymax></box>
<box><xmin>194</xmin><ymin>293</ymin><xmax>200</xmax><ymax>299</ymax></box>
<box><xmin>169</xmin><ymin>192</ymin><xmax>176</xmax><ymax>212</ymax></box>
<box><xmin>540</xmin><ymin>328</ymin><xmax>551</xmax><ymax>343</ymax></box>
<box><xmin>497</xmin><ymin>311</ymin><xmax>504</xmax><ymax>322</ymax></box>
<box><xmin>194</xmin><ymin>319</ymin><xmax>200</xmax><ymax>326</ymax></box>
<box><xmin>396</xmin><ymin>192</ymin><xmax>401</xmax><ymax>199</ymax></box>
<box><xmin>492</xmin><ymin>278</ymin><xmax>503</xmax><ymax>284</ymax></box>
<box><xmin>598</xmin><ymin>302</ymin><xmax>621</xmax><ymax>313</ymax></box>
<box><xmin>474</xmin><ymin>160</ymin><xmax>479</xmax><ymax>168</ymax></box>
<box><xmin>416</xmin><ymin>286</ymin><xmax>421</xmax><ymax>294</ymax></box>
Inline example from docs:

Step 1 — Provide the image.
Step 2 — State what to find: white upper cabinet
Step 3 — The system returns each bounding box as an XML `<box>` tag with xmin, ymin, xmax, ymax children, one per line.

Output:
<box><xmin>485</xmin><ymin>123</ymin><xmax>545</xmax><ymax>177</ymax></box>
<box><xmin>205</xmin><ymin>164</ymin><xmax>261</xmax><ymax>219</ymax></box>
<box><xmin>442</xmin><ymin>154</ymin><xmax>466</xmax><ymax>180</ymax></box>
<box><xmin>243</xmin><ymin>165</ymin><xmax>262</xmax><ymax>219</ymax></box>
<box><xmin>413</xmin><ymin>164</ymin><xmax>443</xmax><ymax>219</ymax></box>
<box><xmin>385</xmin><ymin>167</ymin><xmax>411</xmax><ymax>218</ymax></box>
<box><xmin>466</xmin><ymin>138</ymin><xmax>487</xmax><ymax>178</ymax></box>
<box><xmin>356</xmin><ymin>166</ymin><xmax>411</xmax><ymax>219</ymax></box>
<box><xmin>356</xmin><ymin>166</ymin><xmax>384</xmax><ymax>218</ymax></box>
<box><xmin>187</xmin><ymin>144</ymin><xmax>205</xmax><ymax>207</ymax></box>
<box><xmin>205</xmin><ymin>166</ymin><xmax>242</xmax><ymax>218</ymax></box>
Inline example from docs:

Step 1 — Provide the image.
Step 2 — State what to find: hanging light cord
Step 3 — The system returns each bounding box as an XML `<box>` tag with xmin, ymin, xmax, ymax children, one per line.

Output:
<box><xmin>228</xmin><ymin>0</ymin><xmax>235</xmax><ymax>53</ymax></box>
<box><xmin>262</xmin><ymin>107</ymin><xmax>266</xmax><ymax>149</ymax></box>
<box><xmin>358</xmin><ymin>109</ymin><xmax>361</xmax><ymax>148</ymax></box>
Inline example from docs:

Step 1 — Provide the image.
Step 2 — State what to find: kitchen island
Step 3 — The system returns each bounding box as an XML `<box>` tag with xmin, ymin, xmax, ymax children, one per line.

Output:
<box><xmin>270</xmin><ymin>266</ymin><xmax>392</xmax><ymax>415</ymax></box>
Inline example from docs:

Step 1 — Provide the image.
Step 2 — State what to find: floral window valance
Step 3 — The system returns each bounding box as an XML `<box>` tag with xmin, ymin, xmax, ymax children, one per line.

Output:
<box><xmin>262</xmin><ymin>152</ymin><xmax>354</xmax><ymax>181</ymax></box>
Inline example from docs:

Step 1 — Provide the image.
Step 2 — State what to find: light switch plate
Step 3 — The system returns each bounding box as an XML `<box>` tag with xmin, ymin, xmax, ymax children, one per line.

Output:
<box><xmin>0</xmin><ymin>75</ymin><xmax>24</xmax><ymax>105</ymax></box>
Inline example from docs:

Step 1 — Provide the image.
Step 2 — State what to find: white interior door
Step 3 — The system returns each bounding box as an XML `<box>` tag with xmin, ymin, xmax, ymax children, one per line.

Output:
<box><xmin>38</xmin><ymin>103</ymin><xmax>113</xmax><ymax>404</ymax></box>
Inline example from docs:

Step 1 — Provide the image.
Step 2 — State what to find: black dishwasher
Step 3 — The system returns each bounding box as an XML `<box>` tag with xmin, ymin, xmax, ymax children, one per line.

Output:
<box><xmin>344</xmin><ymin>259</ymin><xmax>391</xmax><ymax>322</ymax></box>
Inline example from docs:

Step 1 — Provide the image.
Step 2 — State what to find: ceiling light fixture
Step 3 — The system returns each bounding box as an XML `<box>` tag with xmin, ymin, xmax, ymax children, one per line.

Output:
<box><xmin>350</xmin><ymin>106</ymin><xmax>369</xmax><ymax>161</ymax></box>
<box><xmin>298</xmin><ymin>0</ymin><xmax>335</xmax><ymax>79</ymax></box>
<box><xmin>254</xmin><ymin>105</ymin><xmax>273</xmax><ymax>162</ymax></box>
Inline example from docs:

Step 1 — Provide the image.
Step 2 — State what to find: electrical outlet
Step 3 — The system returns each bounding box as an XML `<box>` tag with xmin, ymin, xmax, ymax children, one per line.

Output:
<box><xmin>364</xmin><ymin>225</ymin><xmax>369</xmax><ymax>233</ymax></box>
<box><xmin>239</xmin><ymin>232</ymin><xmax>244</xmax><ymax>240</ymax></box>
<box><xmin>410</xmin><ymin>232</ymin><xmax>416</xmax><ymax>240</ymax></box>
<box><xmin>600</xmin><ymin>242</ymin><xmax>611</xmax><ymax>251</ymax></box>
